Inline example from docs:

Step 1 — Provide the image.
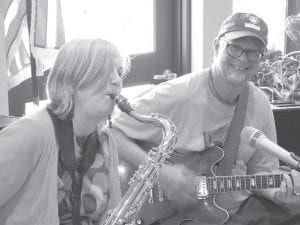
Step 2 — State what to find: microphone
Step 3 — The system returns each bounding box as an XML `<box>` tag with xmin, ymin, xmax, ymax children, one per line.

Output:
<box><xmin>240</xmin><ymin>126</ymin><xmax>300</xmax><ymax>169</ymax></box>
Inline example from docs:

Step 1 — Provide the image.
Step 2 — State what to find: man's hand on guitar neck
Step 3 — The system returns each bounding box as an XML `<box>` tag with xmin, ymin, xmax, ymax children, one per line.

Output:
<box><xmin>273</xmin><ymin>170</ymin><xmax>300</xmax><ymax>205</ymax></box>
<box><xmin>159</xmin><ymin>164</ymin><xmax>198</xmax><ymax>211</ymax></box>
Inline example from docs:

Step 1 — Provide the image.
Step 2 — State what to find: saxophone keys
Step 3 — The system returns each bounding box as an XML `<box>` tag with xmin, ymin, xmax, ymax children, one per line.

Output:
<box><xmin>148</xmin><ymin>188</ymin><xmax>154</xmax><ymax>204</ymax></box>
<box><xmin>157</xmin><ymin>182</ymin><xmax>164</xmax><ymax>202</ymax></box>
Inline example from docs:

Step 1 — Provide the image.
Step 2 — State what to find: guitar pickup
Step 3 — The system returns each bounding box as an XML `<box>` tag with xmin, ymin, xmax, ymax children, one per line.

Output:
<box><xmin>197</xmin><ymin>176</ymin><xmax>209</xmax><ymax>199</ymax></box>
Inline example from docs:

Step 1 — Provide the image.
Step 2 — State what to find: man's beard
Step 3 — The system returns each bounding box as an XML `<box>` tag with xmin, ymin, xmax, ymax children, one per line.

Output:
<box><xmin>226</xmin><ymin>70</ymin><xmax>248</xmax><ymax>86</ymax></box>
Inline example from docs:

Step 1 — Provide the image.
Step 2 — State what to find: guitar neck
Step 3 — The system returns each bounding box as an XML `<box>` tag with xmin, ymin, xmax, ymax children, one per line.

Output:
<box><xmin>206</xmin><ymin>173</ymin><xmax>288</xmax><ymax>194</ymax></box>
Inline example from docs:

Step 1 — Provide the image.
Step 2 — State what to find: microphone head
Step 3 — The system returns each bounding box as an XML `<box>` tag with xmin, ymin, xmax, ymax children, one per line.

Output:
<box><xmin>240</xmin><ymin>126</ymin><xmax>261</xmax><ymax>147</ymax></box>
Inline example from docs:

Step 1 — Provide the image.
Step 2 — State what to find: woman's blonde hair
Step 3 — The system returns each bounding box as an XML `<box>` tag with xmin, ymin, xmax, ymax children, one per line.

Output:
<box><xmin>46</xmin><ymin>39</ymin><xmax>130</xmax><ymax>119</ymax></box>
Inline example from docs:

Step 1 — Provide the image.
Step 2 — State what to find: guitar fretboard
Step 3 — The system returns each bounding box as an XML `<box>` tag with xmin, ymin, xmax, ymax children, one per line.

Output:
<box><xmin>207</xmin><ymin>173</ymin><xmax>285</xmax><ymax>194</ymax></box>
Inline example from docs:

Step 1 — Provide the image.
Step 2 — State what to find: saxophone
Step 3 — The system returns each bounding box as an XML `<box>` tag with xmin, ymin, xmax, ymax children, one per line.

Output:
<box><xmin>103</xmin><ymin>95</ymin><xmax>177</xmax><ymax>225</ymax></box>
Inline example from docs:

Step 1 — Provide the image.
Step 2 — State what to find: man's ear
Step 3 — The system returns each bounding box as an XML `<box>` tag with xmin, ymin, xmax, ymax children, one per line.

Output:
<box><xmin>213</xmin><ymin>38</ymin><xmax>220</xmax><ymax>56</ymax></box>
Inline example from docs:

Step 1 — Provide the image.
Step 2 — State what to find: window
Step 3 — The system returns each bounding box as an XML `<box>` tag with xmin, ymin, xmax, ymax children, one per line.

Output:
<box><xmin>60</xmin><ymin>0</ymin><xmax>154</xmax><ymax>54</ymax></box>
<box><xmin>233</xmin><ymin>0</ymin><xmax>287</xmax><ymax>52</ymax></box>
<box><xmin>51</xmin><ymin>0</ymin><xmax>179</xmax><ymax>86</ymax></box>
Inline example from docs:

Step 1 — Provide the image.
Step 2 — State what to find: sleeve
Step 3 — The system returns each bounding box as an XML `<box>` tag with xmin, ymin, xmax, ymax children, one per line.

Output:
<box><xmin>0</xmin><ymin>119</ymin><xmax>44</xmax><ymax>206</ymax></box>
<box><xmin>247</xmin><ymin>102</ymin><xmax>279</xmax><ymax>175</ymax></box>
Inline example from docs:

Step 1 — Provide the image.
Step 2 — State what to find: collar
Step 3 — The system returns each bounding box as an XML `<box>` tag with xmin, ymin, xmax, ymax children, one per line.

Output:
<box><xmin>208</xmin><ymin>68</ymin><xmax>238</xmax><ymax>106</ymax></box>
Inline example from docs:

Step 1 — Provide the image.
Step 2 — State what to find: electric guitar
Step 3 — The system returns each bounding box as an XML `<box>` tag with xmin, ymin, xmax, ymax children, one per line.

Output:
<box><xmin>135</xmin><ymin>145</ymin><xmax>287</xmax><ymax>225</ymax></box>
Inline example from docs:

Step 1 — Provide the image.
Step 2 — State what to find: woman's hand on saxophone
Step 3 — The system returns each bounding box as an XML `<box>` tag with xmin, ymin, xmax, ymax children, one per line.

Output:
<box><xmin>159</xmin><ymin>163</ymin><xmax>198</xmax><ymax>211</ymax></box>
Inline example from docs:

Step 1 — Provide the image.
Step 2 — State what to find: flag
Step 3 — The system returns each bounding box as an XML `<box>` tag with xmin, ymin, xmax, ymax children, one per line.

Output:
<box><xmin>2</xmin><ymin>0</ymin><xmax>65</xmax><ymax>90</ymax></box>
<box><xmin>30</xmin><ymin>0</ymin><xmax>65</xmax><ymax>61</ymax></box>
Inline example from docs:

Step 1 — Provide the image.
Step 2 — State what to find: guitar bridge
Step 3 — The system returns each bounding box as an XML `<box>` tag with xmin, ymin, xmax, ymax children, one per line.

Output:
<box><xmin>197</xmin><ymin>176</ymin><xmax>208</xmax><ymax>199</ymax></box>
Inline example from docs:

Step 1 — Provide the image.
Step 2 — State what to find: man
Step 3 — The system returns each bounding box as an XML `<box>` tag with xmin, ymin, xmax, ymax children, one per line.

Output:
<box><xmin>111</xmin><ymin>13</ymin><xmax>300</xmax><ymax>225</ymax></box>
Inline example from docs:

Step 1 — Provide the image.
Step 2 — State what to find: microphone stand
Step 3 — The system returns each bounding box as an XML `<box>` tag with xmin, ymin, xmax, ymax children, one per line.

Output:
<box><xmin>279</xmin><ymin>152</ymin><xmax>300</xmax><ymax>172</ymax></box>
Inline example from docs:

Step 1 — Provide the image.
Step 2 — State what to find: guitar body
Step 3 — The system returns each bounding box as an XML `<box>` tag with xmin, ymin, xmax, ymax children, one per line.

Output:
<box><xmin>120</xmin><ymin>143</ymin><xmax>285</xmax><ymax>225</ymax></box>
<box><xmin>137</xmin><ymin>146</ymin><xmax>230</xmax><ymax>225</ymax></box>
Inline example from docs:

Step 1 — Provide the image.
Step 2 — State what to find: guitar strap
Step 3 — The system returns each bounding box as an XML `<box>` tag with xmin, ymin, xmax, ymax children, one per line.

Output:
<box><xmin>217</xmin><ymin>83</ymin><xmax>249</xmax><ymax>175</ymax></box>
<box><xmin>47</xmin><ymin>108</ymin><xmax>100</xmax><ymax>225</ymax></box>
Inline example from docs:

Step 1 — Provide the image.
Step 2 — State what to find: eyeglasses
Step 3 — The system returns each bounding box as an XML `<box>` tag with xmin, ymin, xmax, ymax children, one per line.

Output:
<box><xmin>222</xmin><ymin>40</ymin><xmax>265</xmax><ymax>63</ymax></box>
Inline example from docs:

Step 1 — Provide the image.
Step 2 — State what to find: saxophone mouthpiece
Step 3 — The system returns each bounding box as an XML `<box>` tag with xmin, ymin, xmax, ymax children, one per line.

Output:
<box><xmin>108</xmin><ymin>94</ymin><xmax>117</xmax><ymax>101</ymax></box>
<box><xmin>109</xmin><ymin>94</ymin><xmax>134</xmax><ymax>115</ymax></box>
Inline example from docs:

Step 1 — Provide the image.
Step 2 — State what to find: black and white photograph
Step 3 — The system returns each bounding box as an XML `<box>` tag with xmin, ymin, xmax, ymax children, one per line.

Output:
<box><xmin>1</xmin><ymin>0</ymin><xmax>300</xmax><ymax>224</ymax></box>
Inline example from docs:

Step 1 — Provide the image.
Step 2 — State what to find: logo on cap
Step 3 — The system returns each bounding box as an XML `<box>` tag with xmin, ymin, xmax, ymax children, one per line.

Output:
<box><xmin>248</xmin><ymin>15</ymin><xmax>259</xmax><ymax>24</ymax></box>
<box><xmin>245</xmin><ymin>15</ymin><xmax>261</xmax><ymax>31</ymax></box>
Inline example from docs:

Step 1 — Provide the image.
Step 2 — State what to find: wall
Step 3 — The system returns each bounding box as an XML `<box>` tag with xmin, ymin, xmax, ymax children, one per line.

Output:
<box><xmin>0</xmin><ymin>10</ymin><xmax>8</xmax><ymax>115</ymax></box>
<box><xmin>273</xmin><ymin>108</ymin><xmax>300</xmax><ymax>154</ymax></box>
<box><xmin>191</xmin><ymin>0</ymin><xmax>233</xmax><ymax>72</ymax></box>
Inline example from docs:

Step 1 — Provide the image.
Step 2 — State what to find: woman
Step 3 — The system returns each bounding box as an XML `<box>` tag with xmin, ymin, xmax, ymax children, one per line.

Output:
<box><xmin>0</xmin><ymin>39</ymin><xmax>130</xmax><ymax>225</ymax></box>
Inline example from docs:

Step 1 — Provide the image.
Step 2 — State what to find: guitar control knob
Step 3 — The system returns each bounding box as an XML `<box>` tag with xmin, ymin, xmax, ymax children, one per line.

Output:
<box><xmin>135</xmin><ymin>218</ymin><xmax>143</xmax><ymax>225</ymax></box>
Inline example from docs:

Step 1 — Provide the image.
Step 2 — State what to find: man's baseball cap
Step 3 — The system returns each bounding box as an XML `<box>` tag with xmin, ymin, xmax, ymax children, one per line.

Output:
<box><xmin>217</xmin><ymin>12</ymin><xmax>268</xmax><ymax>47</ymax></box>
